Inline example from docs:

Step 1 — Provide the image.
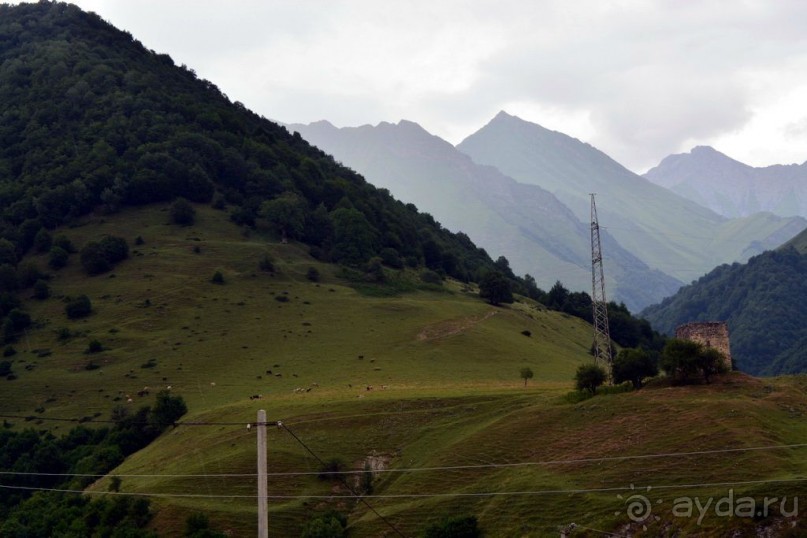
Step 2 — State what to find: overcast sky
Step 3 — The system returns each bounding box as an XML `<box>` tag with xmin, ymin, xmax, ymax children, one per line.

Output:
<box><xmin>21</xmin><ymin>0</ymin><xmax>807</xmax><ymax>172</ymax></box>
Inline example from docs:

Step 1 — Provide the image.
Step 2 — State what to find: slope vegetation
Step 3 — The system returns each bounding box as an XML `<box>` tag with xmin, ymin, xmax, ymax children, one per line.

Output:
<box><xmin>641</xmin><ymin>246</ymin><xmax>807</xmax><ymax>375</ymax></box>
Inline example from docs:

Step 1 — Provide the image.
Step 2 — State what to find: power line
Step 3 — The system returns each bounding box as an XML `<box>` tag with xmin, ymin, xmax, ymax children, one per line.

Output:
<box><xmin>2</xmin><ymin>477</ymin><xmax>805</xmax><ymax>500</ymax></box>
<box><xmin>280</xmin><ymin>422</ymin><xmax>408</xmax><ymax>538</ymax></box>
<box><xmin>2</xmin><ymin>442</ymin><xmax>805</xmax><ymax>479</ymax></box>
<box><xmin>0</xmin><ymin>414</ymin><xmax>271</xmax><ymax>427</ymax></box>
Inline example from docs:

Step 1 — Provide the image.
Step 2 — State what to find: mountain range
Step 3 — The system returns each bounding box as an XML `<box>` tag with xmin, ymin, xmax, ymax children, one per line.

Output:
<box><xmin>291</xmin><ymin>113</ymin><xmax>806</xmax><ymax>311</ymax></box>
<box><xmin>289</xmin><ymin>119</ymin><xmax>681</xmax><ymax>311</ymax></box>
<box><xmin>644</xmin><ymin>145</ymin><xmax>807</xmax><ymax>218</ymax></box>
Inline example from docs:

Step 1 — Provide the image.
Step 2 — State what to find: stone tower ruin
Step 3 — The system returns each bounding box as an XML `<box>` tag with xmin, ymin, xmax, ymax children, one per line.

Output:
<box><xmin>675</xmin><ymin>321</ymin><xmax>732</xmax><ymax>369</ymax></box>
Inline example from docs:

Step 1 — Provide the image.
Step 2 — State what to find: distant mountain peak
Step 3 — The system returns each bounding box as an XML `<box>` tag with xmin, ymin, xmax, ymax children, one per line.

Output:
<box><xmin>308</xmin><ymin>119</ymin><xmax>336</xmax><ymax>129</ymax></box>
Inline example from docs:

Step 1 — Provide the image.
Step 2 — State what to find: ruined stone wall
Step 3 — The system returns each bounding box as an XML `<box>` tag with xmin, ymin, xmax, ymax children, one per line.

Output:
<box><xmin>675</xmin><ymin>321</ymin><xmax>732</xmax><ymax>369</ymax></box>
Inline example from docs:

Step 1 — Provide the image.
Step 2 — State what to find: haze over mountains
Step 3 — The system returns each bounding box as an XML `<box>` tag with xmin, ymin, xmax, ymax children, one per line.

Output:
<box><xmin>292</xmin><ymin>112</ymin><xmax>806</xmax><ymax>311</ymax></box>
<box><xmin>644</xmin><ymin>145</ymin><xmax>807</xmax><ymax>219</ymax></box>
<box><xmin>290</xmin><ymin>119</ymin><xmax>680</xmax><ymax>312</ymax></box>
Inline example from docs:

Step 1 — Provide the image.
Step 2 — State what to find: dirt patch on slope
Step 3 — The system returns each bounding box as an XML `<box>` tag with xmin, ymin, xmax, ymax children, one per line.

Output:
<box><xmin>416</xmin><ymin>310</ymin><xmax>498</xmax><ymax>342</ymax></box>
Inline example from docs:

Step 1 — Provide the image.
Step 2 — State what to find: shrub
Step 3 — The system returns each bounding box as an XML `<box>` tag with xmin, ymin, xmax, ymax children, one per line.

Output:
<box><xmin>380</xmin><ymin>247</ymin><xmax>403</xmax><ymax>269</ymax></box>
<box><xmin>306</xmin><ymin>267</ymin><xmax>320</xmax><ymax>282</ymax></box>
<box><xmin>134</xmin><ymin>235</ymin><xmax>145</xmax><ymax>246</ymax></box>
<box><xmin>317</xmin><ymin>458</ymin><xmax>345</xmax><ymax>480</ymax></box>
<box><xmin>66</xmin><ymin>295</ymin><xmax>93</xmax><ymax>319</ymax></box>
<box><xmin>2</xmin><ymin>345</ymin><xmax>16</xmax><ymax>357</ymax></box>
<box><xmin>0</xmin><ymin>360</ymin><xmax>11</xmax><ymax>376</ymax></box>
<box><xmin>0</xmin><ymin>264</ymin><xmax>19</xmax><ymax>293</ymax></box>
<box><xmin>80</xmin><ymin>236</ymin><xmax>128</xmax><ymax>275</ymax></box>
<box><xmin>258</xmin><ymin>254</ymin><xmax>275</xmax><ymax>272</ymax></box>
<box><xmin>300</xmin><ymin>511</ymin><xmax>347</xmax><ymax>538</ymax></box>
<box><xmin>4</xmin><ymin>309</ymin><xmax>31</xmax><ymax>343</ymax></box>
<box><xmin>48</xmin><ymin>246</ymin><xmax>69</xmax><ymax>269</ymax></box>
<box><xmin>170</xmin><ymin>197</ymin><xmax>196</xmax><ymax>226</ymax></box>
<box><xmin>33</xmin><ymin>279</ymin><xmax>50</xmax><ymax>300</ymax></box>
<box><xmin>52</xmin><ymin>234</ymin><xmax>76</xmax><ymax>253</ymax></box>
<box><xmin>420</xmin><ymin>269</ymin><xmax>442</xmax><ymax>285</ymax></box>
<box><xmin>211</xmin><ymin>271</ymin><xmax>224</xmax><ymax>284</ymax></box>
<box><xmin>16</xmin><ymin>261</ymin><xmax>45</xmax><ymax>288</ymax></box>
<box><xmin>423</xmin><ymin>515</ymin><xmax>481</xmax><ymax>538</ymax></box>
<box><xmin>365</xmin><ymin>257</ymin><xmax>385</xmax><ymax>282</ymax></box>
<box><xmin>86</xmin><ymin>340</ymin><xmax>103</xmax><ymax>354</ymax></box>
<box><xmin>34</xmin><ymin>228</ymin><xmax>52</xmax><ymax>252</ymax></box>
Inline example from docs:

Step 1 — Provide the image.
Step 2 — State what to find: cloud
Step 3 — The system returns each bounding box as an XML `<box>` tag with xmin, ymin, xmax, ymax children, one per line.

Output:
<box><xmin>42</xmin><ymin>0</ymin><xmax>807</xmax><ymax>170</ymax></box>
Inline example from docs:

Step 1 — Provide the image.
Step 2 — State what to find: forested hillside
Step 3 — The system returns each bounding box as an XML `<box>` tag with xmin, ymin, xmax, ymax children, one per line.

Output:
<box><xmin>641</xmin><ymin>245</ymin><xmax>807</xmax><ymax>375</ymax></box>
<box><xmin>0</xmin><ymin>1</ymin><xmax>495</xmax><ymax>282</ymax></box>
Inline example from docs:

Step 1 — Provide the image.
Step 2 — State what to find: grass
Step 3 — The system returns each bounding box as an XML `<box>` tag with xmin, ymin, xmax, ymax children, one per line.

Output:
<box><xmin>3</xmin><ymin>203</ymin><xmax>806</xmax><ymax>536</ymax></box>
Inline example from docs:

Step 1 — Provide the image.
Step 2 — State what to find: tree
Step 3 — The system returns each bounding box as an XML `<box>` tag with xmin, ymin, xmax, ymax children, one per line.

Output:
<box><xmin>33</xmin><ymin>228</ymin><xmax>52</xmax><ymax>252</ymax></box>
<box><xmin>0</xmin><ymin>239</ymin><xmax>17</xmax><ymax>266</ymax></box>
<box><xmin>260</xmin><ymin>191</ymin><xmax>305</xmax><ymax>241</ymax></box>
<box><xmin>151</xmin><ymin>390</ymin><xmax>187</xmax><ymax>427</ymax></box>
<box><xmin>170</xmin><ymin>197</ymin><xmax>196</xmax><ymax>226</ymax></box>
<box><xmin>520</xmin><ymin>367</ymin><xmax>534</xmax><ymax>387</ymax></box>
<box><xmin>659</xmin><ymin>339</ymin><xmax>727</xmax><ymax>384</ymax></box>
<box><xmin>612</xmin><ymin>348</ymin><xmax>658</xmax><ymax>389</ymax></box>
<box><xmin>48</xmin><ymin>246</ymin><xmax>69</xmax><ymax>269</ymax></box>
<box><xmin>479</xmin><ymin>270</ymin><xmax>513</xmax><ymax>306</ymax></box>
<box><xmin>575</xmin><ymin>363</ymin><xmax>606</xmax><ymax>395</ymax></box>
<box><xmin>330</xmin><ymin>207</ymin><xmax>377</xmax><ymax>265</ymax></box>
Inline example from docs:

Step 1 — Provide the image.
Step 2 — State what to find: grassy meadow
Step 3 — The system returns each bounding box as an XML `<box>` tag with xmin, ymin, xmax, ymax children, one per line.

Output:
<box><xmin>3</xmin><ymin>204</ymin><xmax>806</xmax><ymax>536</ymax></box>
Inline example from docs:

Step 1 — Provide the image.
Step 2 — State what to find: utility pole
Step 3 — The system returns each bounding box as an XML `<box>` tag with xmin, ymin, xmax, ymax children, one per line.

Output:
<box><xmin>590</xmin><ymin>194</ymin><xmax>613</xmax><ymax>374</ymax></box>
<box><xmin>257</xmin><ymin>410</ymin><xmax>268</xmax><ymax>538</ymax></box>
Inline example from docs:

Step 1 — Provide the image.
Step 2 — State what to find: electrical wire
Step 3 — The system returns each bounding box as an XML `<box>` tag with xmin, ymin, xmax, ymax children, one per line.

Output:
<box><xmin>280</xmin><ymin>422</ymin><xmax>408</xmax><ymax>538</ymax></box>
<box><xmin>0</xmin><ymin>413</ymin><xmax>274</xmax><ymax>427</ymax></box>
<box><xmin>1</xmin><ymin>477</ymin><xmax>805</xmax><ymax>500</ymax></box>
<box><xmin>2</xmin><ymin>441</ymin><xmax>804</xmax><ymax>479</ymax></box>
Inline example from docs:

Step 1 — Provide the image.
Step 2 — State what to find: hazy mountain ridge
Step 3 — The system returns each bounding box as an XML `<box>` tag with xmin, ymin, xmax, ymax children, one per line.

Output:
<box><xmin>644</xmin><ymin>145</ymin><xmax>807</xmax><ymax>218</ymax></box>
<box><xmin>457</xmin><ymin>112</ymin><xmax>807</xmax><ymax>283</ymax></box>
<box><xmin>289</xmin><ymin>119</ymin><xmax>683</xmax><ymax>311</ymax></box>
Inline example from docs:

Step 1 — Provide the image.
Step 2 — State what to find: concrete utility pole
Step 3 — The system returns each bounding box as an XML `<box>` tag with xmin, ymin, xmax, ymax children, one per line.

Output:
<box><xmin>257</xmin><ymin>410</ymin><xmax>268</xmax><ymax>538</ymax></box>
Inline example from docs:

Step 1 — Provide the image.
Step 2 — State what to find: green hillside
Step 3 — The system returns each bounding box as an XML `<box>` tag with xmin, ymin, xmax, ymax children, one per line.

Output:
<box><xmin>781</xmin><ymin>226</ymin><xmax>807</xmax><ymax>254</ymax></box>
<box><xmin>0</xmin><ymin>1</ymin><xmax>495</xmax><ymax>285</ymax></box>
<box><xmin>3</xmin><ymin>204</ymin><xmax>805</xmax><ymax>537</ymax></box>
<box><xmin>641</xmin><ymin>247</ymin><xmax>807</xmax><ymax>375</ymax></box>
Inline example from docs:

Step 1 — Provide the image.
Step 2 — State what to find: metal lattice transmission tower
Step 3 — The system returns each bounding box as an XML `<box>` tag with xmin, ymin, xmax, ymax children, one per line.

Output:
<box><xmin>590</xmin><ymin>194</ymin><xmax>613</xmax><ymax>371</ymax></box>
